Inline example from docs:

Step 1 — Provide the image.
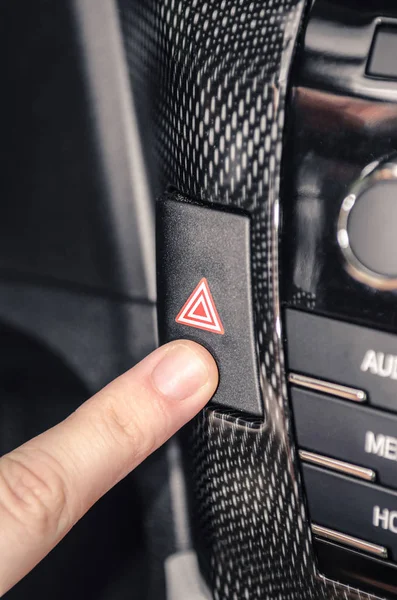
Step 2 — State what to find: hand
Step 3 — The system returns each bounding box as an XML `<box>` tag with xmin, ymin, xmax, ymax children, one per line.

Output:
<box><xmin>0</xmin><ymin>340</ymin><xmax>218</xmax><ymax>595</ymax></box>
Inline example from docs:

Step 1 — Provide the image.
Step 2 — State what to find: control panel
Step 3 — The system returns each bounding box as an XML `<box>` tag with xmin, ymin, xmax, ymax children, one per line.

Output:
<box><xmin>287</xmin><ymin>310</ymin><xmax>397</xmax><ymax>571</ymax></box>
<box><xmin>283</xmin><ymin>0</ymin><xmax>397</xmax><ymax>597</ymax></box>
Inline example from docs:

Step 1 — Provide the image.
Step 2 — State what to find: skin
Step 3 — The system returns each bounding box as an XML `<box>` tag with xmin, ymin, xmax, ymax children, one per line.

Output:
<box><xmin>0</xmin><ymin>340</ymin><xmax>218</xmax><ymax>596</ymax></box>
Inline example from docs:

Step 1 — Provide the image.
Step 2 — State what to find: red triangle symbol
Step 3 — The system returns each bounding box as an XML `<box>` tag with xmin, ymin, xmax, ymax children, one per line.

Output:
<box><xmin>193</xmin><ymin>301</ymin><xmax>207</xmax><ymax>318</ymax></box>
<box><xmin>175</xmin><ymin>278</ymin><xmax>224</xmax><ymax>335</ymax></box>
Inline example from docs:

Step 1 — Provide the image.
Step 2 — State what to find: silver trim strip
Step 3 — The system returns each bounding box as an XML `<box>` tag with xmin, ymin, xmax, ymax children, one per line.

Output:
<box><xmin>312</xmin><ymin>523</ymin><xmax>388</xmax><ymax>559</ymax></box>
<box><xmin>299</xmin><ymin>450</ymin><xmax>376</xmax><ymax>482</ymax></box>
<box><xmin>289</xmin><ymin>373</ymin><xmax>366</xmax><ymax>403</ymax></box>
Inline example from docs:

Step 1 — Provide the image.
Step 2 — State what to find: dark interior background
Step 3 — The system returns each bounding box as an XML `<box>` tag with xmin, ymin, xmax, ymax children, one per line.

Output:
<box><xmin>0</xmin><ymin>2</ymin><xmax>171</xmax><ymax>599</ymax></box>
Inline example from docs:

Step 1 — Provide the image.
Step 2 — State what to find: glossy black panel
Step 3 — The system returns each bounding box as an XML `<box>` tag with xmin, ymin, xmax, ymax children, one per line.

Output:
<box><xmin>282</xmin><ymin>86</ymin><xmax>397</xmax><ymax>332</ymax></box>
<box><xmin>285</xmin><ymin>0</ymin><xmax>397</xmax><ymax>329</ymax></box>
<box><xmin>282</xmin><ymin>2</ymin><xmax>397</xmax><ymax>596</ymax></box>
<box><xmin>301</xmin><ymin>0</ymin><xmax>397</xmax><ymax>102</ymax></box>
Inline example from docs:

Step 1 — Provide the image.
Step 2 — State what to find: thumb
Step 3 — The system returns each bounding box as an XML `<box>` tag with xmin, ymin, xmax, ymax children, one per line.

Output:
<box><xmin>0</xmin><ymin>340</ymin><xmax>218</xmax><ymax>595</ymax></box>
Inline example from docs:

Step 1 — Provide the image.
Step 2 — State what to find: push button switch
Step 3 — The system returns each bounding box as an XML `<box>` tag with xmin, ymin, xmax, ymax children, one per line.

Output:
<box><xmin>337</xmin><ymin>156</ymin><xmax>397</xmax><ymax>291</ymax></box>
<box><xmin>156</xmin><ymin>197</ymin><xmax>262</xmax><ymax>416</ymax></box>
<box><xmin>292</xmin><ymin>388</ymin><xmax>397</xmax><ymax>489</ymax></box>
<box><xmin>303</xmin><ymin>464</ymin><xmax>397</xmax><ymax>561</ymax></box>
<box><xmin>286</xmin><ymin>309</ymin><xmax>397</xmax><ymax>413</ymax></box>
<box><xmin>367</xmin><ymin>26</ymin><xmax>397</xmax><ymax>80</ymax></box>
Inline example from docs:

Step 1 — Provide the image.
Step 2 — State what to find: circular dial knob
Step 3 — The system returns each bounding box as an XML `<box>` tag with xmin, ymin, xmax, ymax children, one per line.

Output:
<box><xmin>338</xmin><ymin>158</ymin><xmax>397</xmax><ymax>290</ymax></box>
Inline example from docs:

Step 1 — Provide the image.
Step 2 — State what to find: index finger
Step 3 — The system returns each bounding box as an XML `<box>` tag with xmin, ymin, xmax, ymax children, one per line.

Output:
<box><xmin>0</xmin><ymin>340</ymin><xmax>218</xmax><ymax>595</ymax></box>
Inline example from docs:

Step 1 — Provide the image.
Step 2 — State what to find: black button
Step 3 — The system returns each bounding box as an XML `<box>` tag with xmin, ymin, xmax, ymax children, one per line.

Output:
<box><xmin>303</xmin><ymin>464</ymin><xmax>397</xmax><ymax>561</ymax></box>
<box><xmin>286</xmin><ymin>309</ymin><xmax>397</xmax><ymax>413</ymax></box>
<box><xmin>368</xmin><ymin>26</ymin><xmax>397</xmax><ymax>80</ymax></box>
<box><xmin>157</xmin><ymin>197</ymin><xmax>262</xmax><ymax>416</ymax></box>
<box><xmin>292</xmin><ymin>387</ymin><xmax>397</xmax><ymax>489</ymax></box>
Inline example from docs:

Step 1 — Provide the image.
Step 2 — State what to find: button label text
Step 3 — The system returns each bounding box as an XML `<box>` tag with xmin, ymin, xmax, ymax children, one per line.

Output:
<box><xmin>373</xmin><ymin>506</ymin><xmax>397</xmax><ymax>534</ymax></box>
<box><xmin>361</xmin><ymin>350</ymin><xmax>397</xmax><ymax>380</ymax></box>
<box><xmin>365</xmin><ymin>431</ymin><xmax>397</xmax><ymax>461</ymax></box>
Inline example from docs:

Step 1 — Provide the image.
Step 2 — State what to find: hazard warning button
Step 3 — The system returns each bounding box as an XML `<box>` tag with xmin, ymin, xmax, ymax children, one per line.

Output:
<box><xmin>156</xmin><ymin>196</ymin><xmax>262</xmax><ymax>416</ymax></box>
<box><xmin>175</xmin><ymin>278</ymin><xmax>224</xmax><ymax>335</ymax></box>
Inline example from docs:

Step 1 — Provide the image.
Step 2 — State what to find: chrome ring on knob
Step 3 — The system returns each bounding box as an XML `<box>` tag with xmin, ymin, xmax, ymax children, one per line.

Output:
<box><xmin>337</xmin><ymin>157</ymin><xmax>397</xmax><ymax>291</ymax></box>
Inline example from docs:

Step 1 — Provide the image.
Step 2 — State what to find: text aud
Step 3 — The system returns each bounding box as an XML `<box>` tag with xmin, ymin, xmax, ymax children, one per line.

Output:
<box><xmin>361</xmin><ymin>350</ymin><xmax>397</xmax><ymax>379</ymax></box>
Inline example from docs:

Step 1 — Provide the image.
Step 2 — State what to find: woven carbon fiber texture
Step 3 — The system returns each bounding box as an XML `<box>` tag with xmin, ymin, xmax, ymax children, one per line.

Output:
<box><xmin>117</xmin><ymin>1</ymin><xmax>382</xmax><ymax>598</ymax></box>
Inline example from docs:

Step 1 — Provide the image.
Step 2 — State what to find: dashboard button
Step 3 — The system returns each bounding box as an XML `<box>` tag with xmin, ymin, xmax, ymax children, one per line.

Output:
<box><xmin>346</xmin><ymin>181</ymin><xmax>397</xmax><ymax>280</ymax></box>
<box><xmin>292</xmin><ymin>388</ymin><xmax>397</xmax><ymax>489</ymax></box>
<box><xmin>286</xmin><ymin>309</ymin><xmax>397</xmax><ymax>413</ymax></box>
<box><xmin>367</xmin><ymin>26</ymin><xmax>397</xmax><ymax>80</ymax></box>
<box><xmin>157</xmin><ymin>198</ymin><xmax>262</xmax><ymax>416</ymax></box>
<box><xmin>303</xmin><ymin>464</ymin><xmax>397</xmax><ymax>561</ymax></box>
<box><xmin>337</xmin><ymin>156</ymin><xmax>397</xmax><ymax>290</ymax></box>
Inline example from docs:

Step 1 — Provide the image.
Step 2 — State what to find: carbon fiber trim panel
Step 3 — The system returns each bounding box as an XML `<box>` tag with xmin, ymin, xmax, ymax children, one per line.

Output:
<box><xmin>117</xmin><ymin>0</ymin><xmax>383</xmax><ymax>598</ymax></box>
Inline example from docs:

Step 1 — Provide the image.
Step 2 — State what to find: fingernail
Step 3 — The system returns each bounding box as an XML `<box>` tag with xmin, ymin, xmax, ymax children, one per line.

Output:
<box><xmin>151</xmin><ymin>344</ymin><xmax>210</xmax><ymax>401</ymax></box>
